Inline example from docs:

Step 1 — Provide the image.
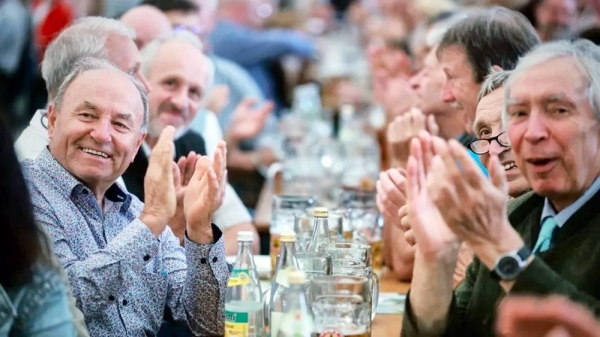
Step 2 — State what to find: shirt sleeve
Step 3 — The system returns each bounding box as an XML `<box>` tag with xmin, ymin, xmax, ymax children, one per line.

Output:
<box><xmin>161</xmin><ymin>224</ymin><xmax>231</xmax><ymax>335</ymax></box>
<box><xmin>34</xmin><ymin>204</ymin><xmax>161</xmax><ymax>316</ymax></box>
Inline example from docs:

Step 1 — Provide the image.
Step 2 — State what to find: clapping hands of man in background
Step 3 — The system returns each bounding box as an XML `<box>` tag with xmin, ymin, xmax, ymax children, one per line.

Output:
<box><xmin>141</xmin><ymin>126</ymin><xmax>227</xmax><ymax>245</ymax></box>
<box><xmin>226</xmin><ymin>97</ymin><xmax>274</xmax><ymax>143</ymax></box>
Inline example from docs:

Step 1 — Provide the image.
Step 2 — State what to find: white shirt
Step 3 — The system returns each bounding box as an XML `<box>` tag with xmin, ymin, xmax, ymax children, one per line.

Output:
<box><xmin>14</xmin><ymin>110</ymin><xmax>251</xmax><ymax>231</ymax></box>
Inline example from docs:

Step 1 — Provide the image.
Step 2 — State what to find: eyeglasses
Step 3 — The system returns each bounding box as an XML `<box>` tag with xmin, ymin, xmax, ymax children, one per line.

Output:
<box><xmin>468</xmin><ymin>131</ymin><xmax>511</xmax><ymax>155</ymax></box>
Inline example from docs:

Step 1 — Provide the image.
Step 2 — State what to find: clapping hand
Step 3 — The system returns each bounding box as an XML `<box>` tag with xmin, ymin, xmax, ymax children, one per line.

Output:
<box><xmin>388</xmin><ymin>108</ymin><xmax>439</xmax><ymax>168</ymax></box>
<box><xmin>183</xmin><ymin>142</ymin><xmax>228</xmax><ymax>244</ymax></box>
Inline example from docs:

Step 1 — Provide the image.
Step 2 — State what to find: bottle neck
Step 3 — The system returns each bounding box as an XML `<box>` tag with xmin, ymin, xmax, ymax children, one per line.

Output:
<box><xmin>234</xmin><ymin>241</ymin><xmax>254</xmax><ymax>268</ymax></box>
<box><xmin>307</xmin><ymin>217</ymin><xmax>331</xmax><ymax>252</ymax></box>
<box><xmin>277</xmin><ymin>241</ymin><xmax>298</xmax><ymax>270</ymax></box>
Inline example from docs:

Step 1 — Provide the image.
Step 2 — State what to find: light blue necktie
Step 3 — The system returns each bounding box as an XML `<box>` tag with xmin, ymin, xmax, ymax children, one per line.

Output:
<box><xmin>533</xmin><ymin>216</ymin><xmax>558</xmax><ymax>253</ymax></box>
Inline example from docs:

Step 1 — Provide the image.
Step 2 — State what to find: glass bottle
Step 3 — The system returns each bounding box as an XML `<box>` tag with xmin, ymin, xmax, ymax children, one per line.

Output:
<box><xmin>269</xmin><ymin>231</ymin><xmax>300</xmax><ymax>336</ymax></box>
<box><xmin>276</xmin><ymin>270</ymin><xmax>315</xmax><ymax>337</ymax></box>
<box><xmin>306</xmin><ymin>207</ymin><xmax>331</xmax><ymax>253</ymax></box>
<box><xmin>225</xmin><ymin>231</ymin><xmax>264</xmax><ymax>337</ymax></box>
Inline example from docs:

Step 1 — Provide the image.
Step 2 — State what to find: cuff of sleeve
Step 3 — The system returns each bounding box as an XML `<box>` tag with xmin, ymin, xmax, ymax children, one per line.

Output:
<box><xmin>511</xmin><ymin>257</ymin><xmax>558</xmax><ymax>295</ymax></box>
<box><xmin>402</xmin><ymin>290</ymin><xmax>460</xmax><ymax>337</ymax></box>
<box><xmin>106</xmin><ymin>218</ymin><xmax>160</xmax><ymax>272</ymax></box>
<box><xmin>185</xmin><ymin>224</ymin><xmax>229</xmax><ymax>283</ymax></box>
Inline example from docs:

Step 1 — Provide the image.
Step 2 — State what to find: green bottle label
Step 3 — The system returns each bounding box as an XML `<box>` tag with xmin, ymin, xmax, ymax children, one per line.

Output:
<box><xmin>225</xmin><ymin>310</ymin><xmax>249</xmax><ymax>336</ymax></box>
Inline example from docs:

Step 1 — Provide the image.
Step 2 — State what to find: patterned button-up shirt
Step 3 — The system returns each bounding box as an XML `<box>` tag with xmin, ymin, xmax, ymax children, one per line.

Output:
<box><xmin>22</xmin><ymin>148</ymin><xmax>230</xmax><ymax>337</ymax></box>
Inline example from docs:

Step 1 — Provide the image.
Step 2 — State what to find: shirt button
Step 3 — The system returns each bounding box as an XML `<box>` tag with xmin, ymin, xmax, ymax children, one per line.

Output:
<box><xmin>122</xmin><ymin>299</ymin><xmax>128</xmax><ymax>306</ymax></box>
<box><xmin>200</xmin><ymin>258</ymin><xmax>207</xmax><ymax>264</ymax></box>
<box><xmin>212</xmin><ymin>257</ymin><xmax>218</xmax><ymax>263</ymax></box>
<box><xmin>143</xmin><ymin>255</ymin><xmax>150</xmax><ymax>261</ymax></box>
<box><xmin>108</xmin><ymin>295</ymin><xmax>115</xmax><ymax>301</ymax></box>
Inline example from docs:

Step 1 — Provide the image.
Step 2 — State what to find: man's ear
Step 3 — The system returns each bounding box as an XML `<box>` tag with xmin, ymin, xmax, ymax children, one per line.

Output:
<box><xmin>47</xmin><ymin>104</ymin><xmax>57</xmax><ymax>140</ymax></box>
<box><xmin>491</xmin><ymin>65</ymin><xmax>503</xmax><ymax>72</ymax></box>
<box><xmin>131</xmin><ymin>133</ymin><xmax>147</xmax><ymax>163</ymax></box>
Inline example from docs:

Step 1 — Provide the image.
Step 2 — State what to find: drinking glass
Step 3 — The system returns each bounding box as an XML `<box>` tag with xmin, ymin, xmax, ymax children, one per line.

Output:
<box><xmin>318</xmin><ymin>242</ymin><xmax>380</xmax><ymax>321</ymax></box>
<box><xmin>309</xmin><ymin>276</ymin><xmax>371</xmax><ymax>337</ymax></box>
<box><xmin>342</xmin><ymin>189</ymin><xmax>383</xmax><ymax>272</ymax></box>
<box><xmin>270</xmin><ymin>195</ymin><xmax>316</xmax><ymax>276</ymax></box>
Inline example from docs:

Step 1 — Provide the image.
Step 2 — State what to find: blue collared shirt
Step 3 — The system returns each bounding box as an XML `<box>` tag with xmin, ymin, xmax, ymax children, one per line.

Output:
<box><xmin>541</xmin><ymin>177</ymin><xmax>600</xmax><ymax>227</ymax></box>
<box><xmin>22</xmin><ymin>148</ymin><xmax>230</xmax><ymax>337</ymax></box>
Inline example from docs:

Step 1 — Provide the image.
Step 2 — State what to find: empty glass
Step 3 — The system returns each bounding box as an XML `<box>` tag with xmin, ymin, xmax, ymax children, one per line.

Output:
<box><xmin>309</xmin><ymin>276</ymin><xmax>371</xmax><ymax>337</ymax></box>
<box><xmin>318</xmin><ymin>242</ymin><xmax>380</xmax><ymax>321</ymax></box>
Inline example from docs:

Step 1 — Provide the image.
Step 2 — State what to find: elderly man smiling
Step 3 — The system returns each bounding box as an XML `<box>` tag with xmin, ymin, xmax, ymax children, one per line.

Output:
<box><xmin>22</xmin><ymin>58</ymin><xmax>229</xmax><ymax>336</ymax></box>
<box><xmin>402</xmin><ymin>39</ymin><xmax>600</xmax><ymax>337</ymax></box>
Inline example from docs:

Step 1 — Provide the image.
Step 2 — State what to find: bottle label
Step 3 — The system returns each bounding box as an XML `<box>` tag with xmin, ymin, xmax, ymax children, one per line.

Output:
<box><xmin>225</xmin><ymin>310</ymin><xmax>249</xmax><ymax>336</ymax></box>
<box><xmin>275</xmin><ymin>268</ymin><xmax>291</xmax><ymax>288</ymax></box>
<box><xmin>227</xmin><ymin>269</ymin><xmax>250</xmax><ymax>287</ymax></box>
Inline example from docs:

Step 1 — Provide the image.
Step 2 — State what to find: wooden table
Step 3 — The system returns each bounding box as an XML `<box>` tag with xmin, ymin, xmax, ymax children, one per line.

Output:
<box><xmin>373</xmin><ymin>272</ymin><xmax>410</xmax><ymax>336</ymax></box>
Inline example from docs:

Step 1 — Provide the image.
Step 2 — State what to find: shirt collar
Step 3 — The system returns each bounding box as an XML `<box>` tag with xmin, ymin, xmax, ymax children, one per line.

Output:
<box><xmin>37</xmin><ymin>147</ymin><xmax>130</xmax><ymax>204</ymax></box>
<box><xmin>541</xmin><ymin>177</ymin><xmax>600</xmax><ymax>227</ymax></box>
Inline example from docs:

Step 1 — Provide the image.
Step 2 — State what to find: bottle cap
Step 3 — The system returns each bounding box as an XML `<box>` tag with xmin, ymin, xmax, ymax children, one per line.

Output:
<box><xmin>237</xmin><ymin>231</ymin><xmax>254</xmax><ymax>242</ymax></box>
<box><xmin>280</xmin><ymin>231</ymin><xmax>297</xmax><ymax>242</ymax></box>
<box><xmin>287</xmin><ymin>270</ymin><xmax>307</xmax><ymax>284</ymax></box>
<box><xmin>313</xmin><ymin>207</ymin><xmax>328</xmax><ymax>218</ymax></box>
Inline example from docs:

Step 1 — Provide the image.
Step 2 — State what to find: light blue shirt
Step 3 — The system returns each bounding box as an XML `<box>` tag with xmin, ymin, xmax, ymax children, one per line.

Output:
<box><xmin>541</xmin><ymin>177</ymin><xmax>600</xmax><ymax>227</ymax></box>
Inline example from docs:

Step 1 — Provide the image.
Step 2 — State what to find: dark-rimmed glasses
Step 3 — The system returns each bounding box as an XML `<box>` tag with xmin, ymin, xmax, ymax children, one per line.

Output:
<box><xmin>468</xmin><ymin>131</ymin><xmax>511</xmax><ymax>155</ymax></box>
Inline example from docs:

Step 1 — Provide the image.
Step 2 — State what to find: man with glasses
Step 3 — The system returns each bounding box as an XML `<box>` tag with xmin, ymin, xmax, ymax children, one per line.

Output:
<box><xmin>470</xmin><ymin>69</ymin><xmax>530</xmax><ymax>199</ymax></box>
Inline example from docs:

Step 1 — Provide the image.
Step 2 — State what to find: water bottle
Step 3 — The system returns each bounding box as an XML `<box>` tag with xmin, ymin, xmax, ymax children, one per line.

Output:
<box><xmin>276</xmin><ymin>270</ymin><xmax>315</xmax><ymax>337</ymax></box>
<box><xmin>225</xmin><ymin>231</ymin><xmax>264</xmax><ymax>337</ymax></box>
<box><xmin>268</xmin><ymin>231</ymin><xmax>300</xmax><ymax>336</ymax></box>
<box><xmin>306</xmin><ymin>207</ymin><xmax>331</xmax><ymax>253</ymax></box>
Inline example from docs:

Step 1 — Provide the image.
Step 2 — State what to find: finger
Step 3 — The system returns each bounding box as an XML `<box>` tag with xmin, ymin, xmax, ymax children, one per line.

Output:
<box><xmin>239</xmin><ymin>97</ymin><xmax>257</xmax><ymax>110</ymax></box>
<box><xmin>387</xmin><ymin>168</ymin><xmax>407</xmax><ymax>194</ymax></box>
<box><xmin>380</xmin><ymin>173</ymin><xmax>405</xmax><ymax>207</ymax></box>
<box><xmin>404</xmin><ymin>229</ymin><xmax>416</xmax><ymax>246</ymax></box>
<box><xmin>410</xmin><ymin>138</ymin><xmax>426</xmax><ymax>189</ymax></box>
<box><xmin>489</xmin><ymin>155</ymin><xmax>508</xmax><ymax>194</ymax></box>
<box><xmin>259</xmin><ymin>101</ymin><xmax>275</xmax><ymax>118</ymax></box>
<box><xmin>426</xmin><ymin>114</ymin><xmax>439</xmax><ymax>137</ymax></box>
<box><xmin>406</xmin><ymin>155</ymin><xmax>420</xmax><ymax>201</ymax></box>
<box><xmin>177</xmin><ymin>156</ymin><xmax>186</xmax><ymax>177</ymax></box>
<box><xmin>448</xmin><ymin>139</ymin><xmax>485</xmax><ymax>188</ymax></box>
<box><xmin>152</xmin><ymin>126</ymin><xmax>176</xmax><ymax>169</ymax></box>
<box><xmin>191</xmin><ymin>156</ymin><xmax>211</xmax><ymax>182</ymax></box>
<box><xmin>184</xmin><ymin>152</ymin><xmax>197</xmax><ymax>185</ymax></box>
<box><xmin>213</xmin><ymin>141</ymin><xmax>227</xmax><ymax>185</ymax></box>
<box><xmin>203</xmin><ymin>167</ymin><xmax>221</xmax><ymax>210</ymax></box>
<box><xmin>172</xmin><ymin>162</ymin><xmax>181</xmax><ymax>188</ymax></box>
<box><xmin>411</xmin><ymin>108</ymin><xmax>425</xmax><ymax>135</ymax></box>
<box><xmin>418</xmin><ymin>131</ymin><xmax>434</xmax><ymax>174</ymax></box>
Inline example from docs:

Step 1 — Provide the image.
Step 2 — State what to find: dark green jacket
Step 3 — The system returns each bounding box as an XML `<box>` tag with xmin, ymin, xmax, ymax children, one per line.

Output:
<box><xmin>402</xmin><ymin>189</ymin><xmax>600</xmax><ymax>336</ymax></box>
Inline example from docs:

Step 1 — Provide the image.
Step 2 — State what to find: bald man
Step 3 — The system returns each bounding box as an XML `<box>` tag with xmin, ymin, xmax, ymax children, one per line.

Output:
<box><xmin>120</xmin><ymin>5</ymin><xmax>172</xmax><ymax>49</ymax></box>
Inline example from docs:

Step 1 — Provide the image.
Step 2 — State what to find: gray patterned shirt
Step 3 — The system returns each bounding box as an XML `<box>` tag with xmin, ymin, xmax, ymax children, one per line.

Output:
<box><xmin>22</xmin><ymin>148</ymin><xmax>230</xmax><ymax>337</ymax></box>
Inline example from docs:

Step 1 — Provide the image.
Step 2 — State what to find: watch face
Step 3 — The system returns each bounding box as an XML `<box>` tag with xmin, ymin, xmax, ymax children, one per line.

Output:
<box><xmin>498</xmin><ymin>256</ymin><xmax>520</xmax><ymax>280</ymax></box>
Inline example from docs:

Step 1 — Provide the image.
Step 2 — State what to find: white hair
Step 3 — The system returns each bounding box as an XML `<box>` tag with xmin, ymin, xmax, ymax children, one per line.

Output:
<box><xmin>41</xmin><ymin>17</ymin><xmax>136</xmax><ymax>99</ymax></box>
<box><xmin>478</xmin><ymin>69</ymin><xmax>512</xmax><ymax>103</ymax></box>
<box><xmin>502</xmin><ymin>39</ymin><xmax>600</xmax><ymax>127</ymax></box>
<box><xmin>140</xmin><ymin>30</ymin><xmax>214</xmax><ymax>88</ymax></box>
<box><xmin>53</xmin><ymin>57</ymin><xmax>149</xmax><ymax>133</ymax></box>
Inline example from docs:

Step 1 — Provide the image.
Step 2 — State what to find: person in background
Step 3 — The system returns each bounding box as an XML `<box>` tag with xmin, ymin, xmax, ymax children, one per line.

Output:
<box><xmin>119</xmin><ymin>4</ymin><xmax>172</xmax><ymax>49</ymax></box>
<box><xmin>122</xmin><ymin>30</ymin><xmax>261</xmax><ymax>254</ymax></box>
<box><xmin>210</xmin><ymin>0</ymin><xmax>317</xmax><ymax>114</ymax></box>
<box><xmin>518</xmin><ymin>0</ymin><xmax>579</xmax><ymax>41</ymax></box>
<box><xmin>0</xmin><ymin>114</ymin><xmax>76</xmax><ymax>337</ymax></box>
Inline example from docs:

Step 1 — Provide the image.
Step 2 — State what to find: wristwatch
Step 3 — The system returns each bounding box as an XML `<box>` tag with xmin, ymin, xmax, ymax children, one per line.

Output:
<box><xmin>490</xmin><ymin>246</ymin><xmax>532</xmax><ymax>281</ymax></box>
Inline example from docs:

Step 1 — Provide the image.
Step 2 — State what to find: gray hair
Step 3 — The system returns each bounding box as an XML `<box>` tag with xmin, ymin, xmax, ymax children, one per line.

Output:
<box><xmin>41</xmin><ymin>17</ymin><xmax>136</xmax><ymax>99</ymax></box>
<box><xmin>478</xmin><ymin>69</ymin><xmax>512</xmax><ymax>103</ymax></box>
<box><xmin>53</xmin><ymin>58</ymin><xmax>149</xmax><ymax>133</ymax></box>
<box><xmin>503</xmin><ymin>39</ymin><xmax>600</xmax><ymax>127</ymax></box>
<box><xmin>140</xmin><ymin>30</ymin><xmax>214</xmax><ymax>87</ymax></box>
<box><xmin>426</xmin><ymin>12</ymin><xmax>469</xmax><ymax>48</ymax></box>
